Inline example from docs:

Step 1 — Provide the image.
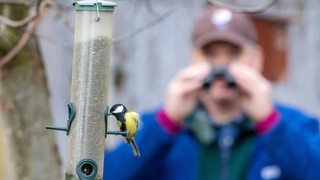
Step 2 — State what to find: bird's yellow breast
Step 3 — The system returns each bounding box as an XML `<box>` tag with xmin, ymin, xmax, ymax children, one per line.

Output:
<box><xmin>119</xmin><ymin>111</ymin><xmax>139</xmax><ymax>138</ymax></box>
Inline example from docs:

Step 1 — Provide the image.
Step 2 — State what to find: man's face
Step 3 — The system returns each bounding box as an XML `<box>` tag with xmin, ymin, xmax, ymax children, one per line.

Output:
<box><xmin>202</xmin><ymin>41</ymin><xmax>242</xmax><ymax>66</ymax></box>
<box><xmin>199</xmin><ymin>41</ymin><xmax>260</xmax><ymax>108</ymax></box>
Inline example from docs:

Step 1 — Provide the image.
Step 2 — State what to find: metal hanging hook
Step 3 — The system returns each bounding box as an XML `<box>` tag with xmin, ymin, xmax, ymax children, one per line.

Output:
<box><xmin>95</xmin><ymin>0</ymin><xmax>100</xmax><ymax>21</ymax></box>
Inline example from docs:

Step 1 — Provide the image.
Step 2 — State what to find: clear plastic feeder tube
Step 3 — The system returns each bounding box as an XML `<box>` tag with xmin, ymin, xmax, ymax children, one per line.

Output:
<box><xmin>65</xmin><ymin>1</ymin><xmax>116</xmax><ymax>179</ymax></box>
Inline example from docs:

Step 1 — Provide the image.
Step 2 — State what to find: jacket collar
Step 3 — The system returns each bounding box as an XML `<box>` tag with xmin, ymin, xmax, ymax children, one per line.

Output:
<box><xmin>186</xmin><ymin>102</ymin><xmax>255</xmax><ymax>145</ymax></box>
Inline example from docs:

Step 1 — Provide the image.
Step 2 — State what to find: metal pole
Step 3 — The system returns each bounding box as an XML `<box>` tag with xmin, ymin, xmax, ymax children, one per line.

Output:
<box><xmin>65</xmin><ymin>1</ymin><xmax>116</xmax><ymax>179</ymax></box>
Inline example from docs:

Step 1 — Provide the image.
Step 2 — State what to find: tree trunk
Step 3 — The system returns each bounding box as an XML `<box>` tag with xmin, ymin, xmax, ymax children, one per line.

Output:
<box><xmin>0</xmin><ymin>3</ymin><xmax>61</xmax><ymax>180</ymax></box>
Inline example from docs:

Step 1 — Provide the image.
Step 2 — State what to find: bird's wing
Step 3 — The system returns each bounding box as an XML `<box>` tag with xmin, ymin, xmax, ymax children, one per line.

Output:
<box><xmin>116</xmin><ymin>120</ymin><xmax>122</xmax><ymax>131</ymax></box>
<box><xmin>130</xmin><ymin>111</ymin><xmax>140</xmax><ymax>128</ymax></box>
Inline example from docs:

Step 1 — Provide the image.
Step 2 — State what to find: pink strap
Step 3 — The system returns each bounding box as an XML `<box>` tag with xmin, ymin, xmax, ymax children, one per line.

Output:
<box><xmin>156</xmin><ymin>109</ymin><xmax>183</xmax><ymax>135</ymax></box>
<box><xmin>254</xmin><ymin>109</ymin><xmax>280</xmax><ymax>135</ymax></box>
<box><xmin>157</xmin><ymin>108</ymin><xmax>280</xmax><ymax>135</ymax></box>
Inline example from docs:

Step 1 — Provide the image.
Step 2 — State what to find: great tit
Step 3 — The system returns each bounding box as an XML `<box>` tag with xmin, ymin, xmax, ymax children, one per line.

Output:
<box><xmin>109</xmin><ymin>104</ymin><xmax>141</xmax><ymax>157</ymax></box>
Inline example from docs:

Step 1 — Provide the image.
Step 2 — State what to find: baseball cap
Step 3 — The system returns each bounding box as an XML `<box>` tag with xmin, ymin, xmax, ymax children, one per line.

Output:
<box><xmin>192</xmin><ymin>7</ymin><xmax>257</xmax><ymax>48</ymax></box>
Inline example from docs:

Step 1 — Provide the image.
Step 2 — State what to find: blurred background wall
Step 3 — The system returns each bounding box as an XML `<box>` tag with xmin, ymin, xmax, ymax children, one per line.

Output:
<box><xmin>107</xmin><ymin>0</ymin><xmax>320</xmax><ymax>118</ymax></box>
<box><xmin>1</xmin><ymin>0</ymin><xmax>320</xmax><ymax>179</ymax></box>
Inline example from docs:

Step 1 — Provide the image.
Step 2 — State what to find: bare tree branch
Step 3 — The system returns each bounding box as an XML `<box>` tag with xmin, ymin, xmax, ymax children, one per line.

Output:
<box><xmin>208</xmin><ymin>0</ymin><xmax>279</xmax><ymax>13</ymax></box>
<box><xmin>0</xmin><ymin>0</ymin><xmax>73</xmax><ymax>31</ymax></box>
<box><xmin>144</xmin><ymin>0</ymin><xmax>160</xmax><ymax>17</ymax></box>
<box><xmin>0</xmin><ymin>3</ymin><xmax>48</xmax><ymax>68</ymax></box>
<box><xmin>113</xmin><ymin>5</ymin><xmax>180</xmax><ymax>44</ymax></box>
<box><xmin>0</xmin><ymin>0</ymin><xmax>35</xmax><ymax>5</ymax></box>
<box><xmin>44</xmin><ymin>0</ymin><xmax>74</xmax><ymax>32</ymax></box>
<box><xmin>0</xmin><ymin>7</ymin><xmax>37</xmax><ymax>27</ymax></box>
<box><xmin>35</xmin><ymin>32</ymin><xmax>73</xmax><ymax>49</ymax></box>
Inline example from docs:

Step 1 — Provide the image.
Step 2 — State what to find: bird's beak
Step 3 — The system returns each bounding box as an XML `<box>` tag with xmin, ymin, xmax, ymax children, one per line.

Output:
<box><xmin>107</xmin><ymin>113</ymin><xmax>112</xmax><ymax>116</ymax></box>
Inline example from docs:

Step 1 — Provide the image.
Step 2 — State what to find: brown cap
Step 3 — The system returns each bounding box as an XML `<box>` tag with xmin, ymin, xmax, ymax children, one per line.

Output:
<box><xmin>192</xmin><ymin>7</ymin><xmax>257</xmax><ymax>48</ymax></box>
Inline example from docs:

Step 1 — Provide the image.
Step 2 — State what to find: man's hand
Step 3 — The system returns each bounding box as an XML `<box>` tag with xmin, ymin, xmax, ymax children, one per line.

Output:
<box><xmin>229</xmin><ymin>61</ymin><xmax>274</xmax><ymax>123</ymax></box>
<box><xmin>164</xmin><ymin>63</ymin><xmax>211</xmax><ymax>124</ymax></box>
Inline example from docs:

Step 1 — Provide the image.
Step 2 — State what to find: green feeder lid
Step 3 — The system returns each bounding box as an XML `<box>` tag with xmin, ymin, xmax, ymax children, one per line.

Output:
<box><xmin>74</xmin><ymin>0</ymin><xmax>117</xmax><ymax>11</ymax></box>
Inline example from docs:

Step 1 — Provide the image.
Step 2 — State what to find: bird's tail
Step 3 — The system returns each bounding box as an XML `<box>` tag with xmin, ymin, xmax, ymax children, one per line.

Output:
<box><xmin>127</xmin><ymin>138</ymin><xmax>140</xmax><ymax>157</ymax></box>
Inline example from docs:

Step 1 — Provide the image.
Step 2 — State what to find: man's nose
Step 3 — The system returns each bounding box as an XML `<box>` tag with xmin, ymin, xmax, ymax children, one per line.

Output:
<box><xmin>209</xmin><ymin>57</ymin><xmax>232</xmax><ymax>67</ymax></box>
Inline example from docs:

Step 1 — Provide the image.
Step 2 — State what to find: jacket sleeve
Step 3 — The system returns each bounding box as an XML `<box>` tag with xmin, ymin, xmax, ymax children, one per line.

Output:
<box><xmin>103</xmin><ymin>110</ymin><xmax>177</xmax><ymax>180</ymax></box>
<box><xmin>259</xmin><ymin>106</ymin><xmax>320</xmax><ymax>179</ymax></box>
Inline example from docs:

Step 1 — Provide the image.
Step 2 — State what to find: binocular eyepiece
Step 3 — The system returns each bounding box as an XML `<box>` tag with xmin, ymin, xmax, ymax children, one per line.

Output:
<box><xmin>202</xmin><ymin>66</ymin><xmax>237</xmax><ymax>90</ymax></box>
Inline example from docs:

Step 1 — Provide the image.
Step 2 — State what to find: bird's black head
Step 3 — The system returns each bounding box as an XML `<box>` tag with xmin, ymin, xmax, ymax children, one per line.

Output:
<box><xmin>109</xmin><ymin>104</ymin><xmax>127</xmax><ymax>117</ymax></box>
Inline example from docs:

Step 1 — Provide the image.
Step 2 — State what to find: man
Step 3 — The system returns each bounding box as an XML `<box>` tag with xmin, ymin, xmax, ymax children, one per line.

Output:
<box><xmin>104</xmin><ymin>6</ymin><xmax>320</xmax><ymax>180</ymax></box>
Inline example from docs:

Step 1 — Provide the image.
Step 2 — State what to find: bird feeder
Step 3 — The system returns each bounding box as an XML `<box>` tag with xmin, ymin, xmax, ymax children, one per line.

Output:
<box><xmin>66</xmin><ymin>1</ymin><xmax>116</xmax><ymax>179</ymax></box>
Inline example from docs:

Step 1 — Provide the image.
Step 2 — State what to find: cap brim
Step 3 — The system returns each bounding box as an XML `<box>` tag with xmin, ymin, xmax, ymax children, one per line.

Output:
<box><xmin>193</xmin><ymin>31</ymin><xmax>249</xmax><ymax>48</ymax></box>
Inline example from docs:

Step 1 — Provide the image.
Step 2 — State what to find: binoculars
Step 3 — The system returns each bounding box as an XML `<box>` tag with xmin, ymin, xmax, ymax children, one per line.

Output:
<box><xmin>202</xmin><ymin>66</ymin><xmax>237</xmax><ymax>90</ymax></box>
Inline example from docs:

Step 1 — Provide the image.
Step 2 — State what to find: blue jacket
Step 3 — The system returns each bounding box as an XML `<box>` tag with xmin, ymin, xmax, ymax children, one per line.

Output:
<box><xmin>104</xmin><ymin>105</ymin><xmax>320</xmax><ymax>179</ymax></box>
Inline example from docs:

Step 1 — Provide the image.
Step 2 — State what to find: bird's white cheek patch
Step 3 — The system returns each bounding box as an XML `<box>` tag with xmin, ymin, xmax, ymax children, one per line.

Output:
<box><xmin>114</xmin><ymin>106</ymin><xmax>124</xmax><ymax>113</ymax></box>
